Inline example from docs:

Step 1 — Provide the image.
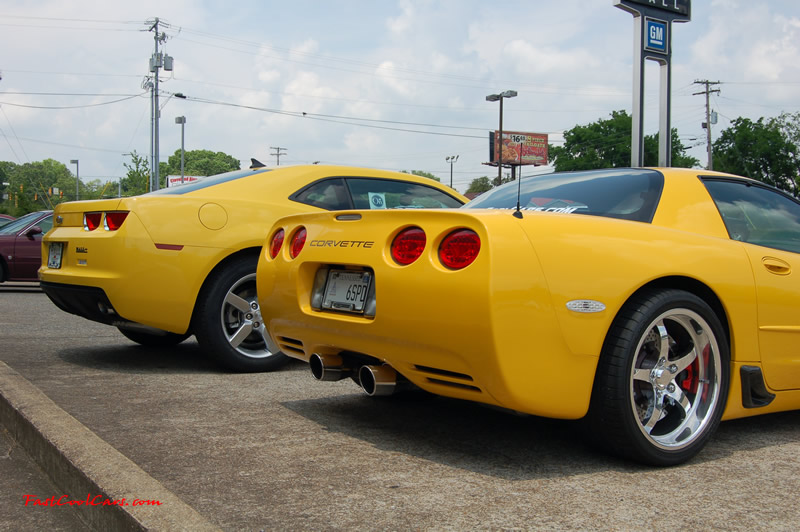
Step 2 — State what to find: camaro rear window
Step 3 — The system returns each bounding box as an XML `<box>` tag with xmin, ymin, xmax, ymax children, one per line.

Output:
<box><xmin>465</xmin><ymin>168</ymin><xmax>664</xmax><ymax>223</ymax></box>
<box><xmin>148</xmin><ymin>168</ymin><xmax>271</xmax><ymax>195</ymax></box>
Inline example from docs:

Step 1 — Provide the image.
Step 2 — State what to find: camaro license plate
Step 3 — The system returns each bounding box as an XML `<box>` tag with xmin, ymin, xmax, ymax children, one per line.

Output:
<box><xmin>47</xmin><ymin>242</ymin><xmax>64</xmax><ymax>269</ymax></box>
<box><xmin>322</xmin><ymin>270</ymin><xmax>372</xmax><ymax>313</ymax></box>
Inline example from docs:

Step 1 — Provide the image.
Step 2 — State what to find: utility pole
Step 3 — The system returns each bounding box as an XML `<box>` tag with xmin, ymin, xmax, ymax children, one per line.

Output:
<box><xmin>148</xmin><ymin>18</ymin><xmax>173</xmax><ymax>191</ymax></box>
<box><xmin>270</xmin><ymin>146</ymin><xmax>287</xmax><ymax>166</ymax></box>
<box><xmin>693</xmin><ymin>80</ymin><xmax>721</xmax><ymax>170</ymax></box>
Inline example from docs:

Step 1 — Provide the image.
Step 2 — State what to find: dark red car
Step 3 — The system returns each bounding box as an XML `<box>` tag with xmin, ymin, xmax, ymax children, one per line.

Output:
<box><xmin>0</xmin><ymin>214</ymin><xmax>15</xmax><ymax>228</ymax></box>
<box><xmin>0</xmin><ymin>210</ymin><xmax>53</xmax><ymax>282</ymax></box>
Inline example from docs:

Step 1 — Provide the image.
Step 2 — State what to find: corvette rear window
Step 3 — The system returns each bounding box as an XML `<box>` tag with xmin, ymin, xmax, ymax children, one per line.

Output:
<box><xmin>465</xmin><ymin>168</ymin><xmax>663</xmax><ymax>223</ymax></box>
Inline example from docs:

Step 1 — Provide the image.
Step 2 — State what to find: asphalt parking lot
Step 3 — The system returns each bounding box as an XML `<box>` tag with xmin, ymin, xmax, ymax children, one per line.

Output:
<box><xmin>2</xmin><ymin>284</ymin><xmax>800</xmax><ymax>530</ymax></box>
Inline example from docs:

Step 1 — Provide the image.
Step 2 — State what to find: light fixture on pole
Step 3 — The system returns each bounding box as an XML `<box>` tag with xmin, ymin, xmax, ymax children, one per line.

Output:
<box><xmin>445</xmin><ymin>155</ymin><xmax>459</xmax><ymax>189</ymax></box>
<box><xmin>70</xmin><ymin>159</ymin><xmax>79</xmax><ymax>200</ymax></box>
<box><xmin>486</xmin><ymin>90</ymin><xmax>517</xmax><ymax>186</ymax></box>
<box><xmin>175</xmin><ymin>116</ymin><xmax>186</xmax><ymax>185</ymax></box>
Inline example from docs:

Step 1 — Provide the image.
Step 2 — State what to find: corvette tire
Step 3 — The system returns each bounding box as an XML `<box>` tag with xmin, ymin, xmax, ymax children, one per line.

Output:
<box><xmin>194</xmin><ymin>254</ymin><xmax>288</xmax><ymax>372</ymax></box>
<box><xmin>589</xmin><ymin>288</ymin><xmax>729</xmax><ymax>466</ymax></box>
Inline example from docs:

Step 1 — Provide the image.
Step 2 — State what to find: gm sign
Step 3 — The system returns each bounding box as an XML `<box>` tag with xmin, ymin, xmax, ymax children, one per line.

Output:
<box><xmin>645</xmin><ymin>18</ymin><xmax>668</xmax><ymax>53</ymax></box>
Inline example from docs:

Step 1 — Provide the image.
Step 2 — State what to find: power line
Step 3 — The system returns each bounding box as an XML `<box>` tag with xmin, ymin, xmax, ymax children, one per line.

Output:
<box><xmin>0</xmin><ymin>93</ymin><xmax>145</xmax><ymax>109</ymax></box>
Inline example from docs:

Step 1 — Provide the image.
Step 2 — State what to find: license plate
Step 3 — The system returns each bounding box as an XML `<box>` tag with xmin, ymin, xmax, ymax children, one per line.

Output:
<box><xmin>47</xmin><ymin>242</ymin><xmax>64</xmax><ymax>269</ymax></box>
<box><xmin>321</xmin><ymin>270</ymin><xmax>372</xmax><ymax>313</ymax></box>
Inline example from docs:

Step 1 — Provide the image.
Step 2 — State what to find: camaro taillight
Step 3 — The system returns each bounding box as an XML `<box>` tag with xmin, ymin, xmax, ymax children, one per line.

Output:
<box><xmin>83</xmin><ymin>212</ymin><xmax>102</xmax><ymax>231</ymax></box>
<box><xmin>439</xmin><ymin>229</ymin><xmax>481</xmax><ymax>269</ymax></box>
<box><xmin>391</xmin><ymin>227</ymin><xmax>426</xmax><ymax>265</ymax></box>
<box><xmin>104</xmin><ymin>212</ymin><xmax>129</xmax><ymax>231</ymax></box>
<box><xmin>290</xmin><ymin>227</ymin><xmax>307</xmax><ymax>259</ymax></box>
<box><xmin>269</xmin><ymin>229</ymin><xmax>285</xmax><ymax>259</ymax></box>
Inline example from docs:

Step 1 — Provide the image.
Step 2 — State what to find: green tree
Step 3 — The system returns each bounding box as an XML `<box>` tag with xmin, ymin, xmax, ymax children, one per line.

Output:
<box><xmin>466</xmin><ymin>176</ymin><xmax>493</xmax><ymax>194</ymax></box>
<box><xmin>121</xmin><ymin>151</ymin><xmax>151</xmax><ymax>196</ymax></box>
<box><xmin>0</xmin><ymin>159</ymin><xmax>77</xmax><ymax>213</ymax></box>
<box><xmin>401</xmin><ymin>170</ymin><xmax>440</xmax><ymax>182</ymax></box>
<box><xmin>713</xmin><ymin>116</ymin><xmax>798</xmax><ymax>194</ymax></box>
<box><xmin>550</xmin><ymin>110</ymin><xmax>699</xmax><ymax>171</ymax></box>
<box><xmin>165</xmin><ymin>149</ymin><xmax>240</xmax><ymax>178</ymax></box>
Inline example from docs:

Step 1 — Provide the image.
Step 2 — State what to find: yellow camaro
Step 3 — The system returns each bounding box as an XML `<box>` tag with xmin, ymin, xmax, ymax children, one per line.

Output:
<box><xmin>256</xmin><ymin>167</ymin><xmax>800</xmax><ymax>465</ymax></box>
<box><xmin>39</xmin><ymin>165</ymin><xmax>465</xmax><ymax>371</ymax></box>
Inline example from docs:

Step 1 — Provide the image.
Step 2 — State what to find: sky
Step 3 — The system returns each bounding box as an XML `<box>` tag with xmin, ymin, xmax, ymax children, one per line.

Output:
<box><xmin>0</xmin><ymin>0</ymin><xmax>799</xmax><ymax>193</ymax></box>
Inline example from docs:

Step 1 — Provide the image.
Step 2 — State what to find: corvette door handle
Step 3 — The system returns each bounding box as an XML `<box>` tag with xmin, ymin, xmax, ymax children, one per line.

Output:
<box><xmin>762</xmin><ymin>257</ymin><xmax>791</xmax><ymax>276</ymax></box>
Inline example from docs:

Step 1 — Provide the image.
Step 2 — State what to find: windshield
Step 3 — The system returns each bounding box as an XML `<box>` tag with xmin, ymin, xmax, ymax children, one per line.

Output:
<box><xmin>465</xmin><ymin>168</ymin><xmax>664</xmax><ymax>223</ymax></box>
<box><xmin>0</xmin><ymin>211</ymin><xmax>47</xmax><ymax>234</ymax></box>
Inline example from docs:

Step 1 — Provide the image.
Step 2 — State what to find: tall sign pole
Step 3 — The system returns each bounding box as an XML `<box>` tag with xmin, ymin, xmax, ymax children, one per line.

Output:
<box><xmin>615</xmin><ymin>0</ymin><xmax>691</xmax><ymax>167</ymax></box>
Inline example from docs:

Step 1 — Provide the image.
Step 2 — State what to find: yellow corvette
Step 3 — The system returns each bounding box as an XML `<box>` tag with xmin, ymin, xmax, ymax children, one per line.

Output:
<box><xmin>256</xmin><ymin>167</ymin><xmax>800</xmax><ymax>465</ymax></box>
<box><xmin>39</xmin><ymin>165</ymin><xmax>465</xmax><ymax>371</ymax></box>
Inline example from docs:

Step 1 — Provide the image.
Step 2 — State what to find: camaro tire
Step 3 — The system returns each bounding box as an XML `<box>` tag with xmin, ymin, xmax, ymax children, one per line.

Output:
<box><xmin>589</xmin><ymin>288</ymin><xmax>729</xmax><ymax>466</ymax></box>
<box><xmin>194</xmin><ymin>255</ymin><xmax>288</xmax><ymax>372</ymax></box>
<box><xmin>117</xmin><ymin>327</ymin><xmax>190</xmax><ymax>347</ymax></box>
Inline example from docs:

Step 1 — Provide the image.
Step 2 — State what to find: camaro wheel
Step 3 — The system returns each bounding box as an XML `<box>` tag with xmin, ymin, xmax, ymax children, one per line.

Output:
<box><xmin>194</xmin><ymin>255</ymin><xmax>288</xmax><ymax>372</ymax></box>
<box><xmin>117</xmin><ymin>327</ymin><xmax>190</xmax><ymax>347</ymax></box>
<box><xmin>590</xmin><ymin>289</ymin><xmax>729</xmax><ymax>466</ymax></box>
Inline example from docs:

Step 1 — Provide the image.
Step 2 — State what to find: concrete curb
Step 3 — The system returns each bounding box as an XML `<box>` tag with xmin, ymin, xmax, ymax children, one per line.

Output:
<box><xmin>0</xmin><ymin>361</ymin><xmax>220</xmax><ymax>531</ymax></box>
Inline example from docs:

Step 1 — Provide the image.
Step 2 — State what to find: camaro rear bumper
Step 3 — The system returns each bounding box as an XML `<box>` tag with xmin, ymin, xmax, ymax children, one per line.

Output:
<box><xmin>40</xmin><ymin>281</ymin><xmax>123</xmax><ymax>326</ymax></box>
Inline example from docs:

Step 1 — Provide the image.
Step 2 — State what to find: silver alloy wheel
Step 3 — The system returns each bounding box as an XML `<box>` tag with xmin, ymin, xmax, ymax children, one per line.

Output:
<box><xmin>220</xmin><ymin>273</ymin><xmax>274</xmax><ymax>359</ymax></box>
<box><xmin>629</xmin><ymin>308</ymin><xmax>722</xmax><ymax>451</ymax></box>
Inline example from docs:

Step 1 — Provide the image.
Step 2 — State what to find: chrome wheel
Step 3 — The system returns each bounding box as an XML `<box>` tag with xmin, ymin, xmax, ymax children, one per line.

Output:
<box><xmin>630</xmin><ymin>308</ymin><xmax>722</xmax><ymax>451</ymax></box>
<box><xmin>589</xmin><ymin>289</ymin><xmax>729</xmax><ymax>466</ymax></box>
<box><xmin>194</xmin><ymin>255</ymin><xmax>288</xmax><ymax>372</ymax></box>
<box><xmin>220</xmin><ymin>273</ymin><xmax>272</xmax><ymax>359</ymax></box>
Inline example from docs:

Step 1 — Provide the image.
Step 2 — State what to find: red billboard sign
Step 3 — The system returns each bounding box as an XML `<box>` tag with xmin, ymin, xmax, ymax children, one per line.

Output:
<box><xmin>491</xmin><ymin>131</ymin><xmax>548</xmax><ymax>166</ymax></box>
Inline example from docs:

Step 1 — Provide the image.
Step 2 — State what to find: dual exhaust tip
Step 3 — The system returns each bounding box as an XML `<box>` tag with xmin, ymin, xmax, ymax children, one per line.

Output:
<box><xmin>310</xmin><ymin>353</ymin><xmax>397</xmax><ymax>396</ymax></box>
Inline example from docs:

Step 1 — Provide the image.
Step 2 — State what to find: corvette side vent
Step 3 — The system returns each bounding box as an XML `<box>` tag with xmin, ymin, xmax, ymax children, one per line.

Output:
<box><xmin>413</xmin><ymin>365</ymin><xmax>482</xmax><ymax>393</ymax></box>
<box><xmin>414</xmin><ymin>365</ymin><xmax>474</xmax><ymax>381</ymax></box>
<box><xmin>277</xmin><ymin>336</ymin><xmax>304</xmax><ymax>356</ymax></box>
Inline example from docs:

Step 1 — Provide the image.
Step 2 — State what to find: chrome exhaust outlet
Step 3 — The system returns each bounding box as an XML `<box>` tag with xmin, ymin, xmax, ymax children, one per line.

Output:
<box><xmin>310</xmin><ymin>353</ymin><xmax>350</xmax><ymax>381</ymax></box>
<box><xmin>358</xmin><ymin>365</ymin><xmax>397</xmax><ymax>396</ymax></box>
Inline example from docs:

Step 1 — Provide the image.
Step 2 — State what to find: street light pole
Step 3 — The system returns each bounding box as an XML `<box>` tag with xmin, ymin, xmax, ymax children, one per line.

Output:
<box><xmin>175</xmin><ymin>116</ymin><xmax>186</xmax><ymax>184</ymax></box>
<box><xmin>70</xmin><ymin>159</ymin><xmax>79</xmax><ymax>200</ymax></box>
<box><xmin>486</xmin><ymin>90</ymin><xmax>517</xmax><ymax>186</ymax></box>
<box><xmin>445</xmin><ymin>155</ymin><xmax>459</xmax><ymax>189</ymax></box>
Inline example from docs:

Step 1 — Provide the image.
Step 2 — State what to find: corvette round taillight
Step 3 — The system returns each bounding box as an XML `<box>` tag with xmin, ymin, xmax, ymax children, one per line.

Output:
<box><xmin>83</xmin><ymin>212</ymin><xmax>102</xmax><ymax>231</ymax></box>
<box><xmin>391</xmin><ymin>227</ymin><xmax>426</xmax><ymax>265</ymax></box>
<box><xmin>104</xmin><ymin>211</ymin><xmax>129</xmax><ymax>231</ymax></box>
<box><xmin>439</xmin><ymin>229</ymin><xmax>481</xmax><ymax>269</ymax></box>
<box><xmin>290</xmin><ymin>227</ymin><xmax>306</xmax><ymax>259</ymax></box>
<box><xmin>269</xmin><ymin>229</ymin><xmax>285</xmax><ymax>259</ymax></box>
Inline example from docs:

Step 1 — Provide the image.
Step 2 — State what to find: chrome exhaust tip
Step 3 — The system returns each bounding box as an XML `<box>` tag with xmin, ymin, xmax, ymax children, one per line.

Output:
<box><xmin>310</xmin><ymin>353</ymin><xmax>350</xmax><ymax>381</ymax></box>
<box><xmin>358</xmin><ymin>365</ymin><xmax>397</xmax><ymax>396</ymax></box>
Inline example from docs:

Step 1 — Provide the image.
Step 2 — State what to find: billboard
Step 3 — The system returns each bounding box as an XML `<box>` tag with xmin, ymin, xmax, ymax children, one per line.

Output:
<box><xmin>490</xmin><ymin>131</ymin><xmax>548</xmax><ymax>166</ymax></box>
<box><xmin>166</xmin><ymin>175</ymin><xmax>204</xmax><ymax>187</ymax></box>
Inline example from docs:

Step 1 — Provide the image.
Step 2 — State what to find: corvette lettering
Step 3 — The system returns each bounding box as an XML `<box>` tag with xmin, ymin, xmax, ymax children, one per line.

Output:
<box><xmin>309</xmin><ymin>240</ymin><xmax>374</xmax><ymax>248</ymax></box>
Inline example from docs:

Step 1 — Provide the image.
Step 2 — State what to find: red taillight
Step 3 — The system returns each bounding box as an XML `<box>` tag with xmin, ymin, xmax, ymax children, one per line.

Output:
<box><xmin>391</xmin><ymin>227</ymin><xmax>426</xmax><ymax>265</ymax></box>
<box><xmin>290</xmin><ymin>227</ymin><xmax>307</xmax><ymax>259</ymax></box>
<box><xmin>104</xmin><ymin>211</ymin><xmax>129</xmax><ymax>231</ymax></box>
<box><xmin>439</xmin><ymin>229</ymin><xmax>480</xmax><ymax>269</ymax></box>
<box><xmin>269</xmin><ymin>229</ymin><xmax>285</xmax><ymax>259</ymax></box>
<box><xmin>83</xmin><ymin>212</ymin><xmax>102</xmax><ymax>231</ymax></box>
